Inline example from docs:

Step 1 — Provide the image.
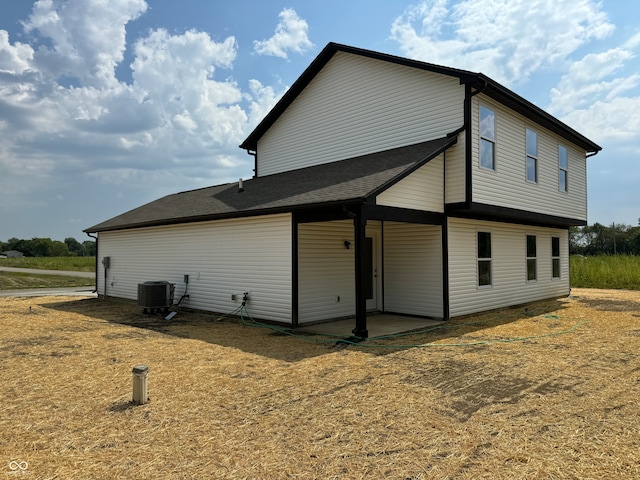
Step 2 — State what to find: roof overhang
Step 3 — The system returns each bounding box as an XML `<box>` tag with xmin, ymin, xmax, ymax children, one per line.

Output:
<box><xmin>471</xmin><ymin>76</ymin><xmax>601</xmax><ymax>154</ymax></box>
<box><xmin>86</xmin><ymin>136</ymin><xmax>456</xmax><ymax>234</ymax></box>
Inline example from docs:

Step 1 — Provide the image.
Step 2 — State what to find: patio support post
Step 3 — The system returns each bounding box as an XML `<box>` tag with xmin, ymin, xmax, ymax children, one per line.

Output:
<box><xmin>353</xmin><ymin>210</ymin><xmax>368</xmax><ymax>339</ymax></box>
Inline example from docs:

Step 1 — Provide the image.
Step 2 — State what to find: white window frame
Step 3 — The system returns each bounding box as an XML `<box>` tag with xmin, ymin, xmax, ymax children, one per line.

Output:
<box><xmin>558</xmin><ymin>145</ymin><xmax>568</xmax><ymax>192</ymax></box>
<box><xmin>479</xmin><ymin>106</ymin><xmax>496</xmax><ymax>171</ymax></box>
<box><xmin>526</xmin><ymin>128</ymin><xmax>538</xmax><ymax>183</ymax></box>
<box><xmin>477</xmin><ymin>230</ymin><xmax>492</xmax><ymax>288</ymax></box>
<box><xmin>551</xmin><ymin>236</ymin><xmax>561</xmax><ymax>279</ymax></box>
<box><xmin>526</xmin><ymin>234</ymin><xmax>537</xmax><ymax>282</ymax></box>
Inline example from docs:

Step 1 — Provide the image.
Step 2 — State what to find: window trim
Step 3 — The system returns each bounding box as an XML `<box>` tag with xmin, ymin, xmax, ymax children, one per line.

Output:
<box><xmin>551</xmin><ymin>236</ymin><xmax>561</xmax><ymax>279</ymax></box>
<box><xmin>558</xmin><ymin>145</ymin><xmax>568</xmax><ymax>192</ymax></box>
<box><xmin>477</xmin><ymin>230</ymin><xmax>492</xmax><ymax>288</ymax></box>
<box><xmin>526</xmin><ymin>128</ymin><xmax>538</xmax><ymax>183</ymax></box>
<box><xmin>526</xmin><ymin>234</ymin><xmax>537</xmax><ymax>282</ymax></box>
<box><xmin>479</xmin><ymin>105</ymin><xmax>496</xmax><ymax>171</ymax></box>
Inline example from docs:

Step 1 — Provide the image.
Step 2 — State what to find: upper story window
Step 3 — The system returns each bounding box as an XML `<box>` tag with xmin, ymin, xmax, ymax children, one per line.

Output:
<box><xmin>558</xmin><ymin>145</ymin><xmax>568</xmax><ymax>192</ymax></box>
<box><xmin>477</xmin><ymin>231</ymin><xmax>492</xmax><ymax>287</ymax></box>
<box><xmin>552</xmin><ymin>236</ymin><xmax>561</xmax><ymax>278</ymax></box>
<box><xmin>526</xmin><ymin>128</ymin><xmax>538</xmax><ymax>183</ymax></box>
<box><xmin>480</xmin><ymin>106</ymin><xmax>495</xmax><ymax>170</ymax></box>
<box><xmin>526</xmin><ymin>234</ymin><xmax>537</xmax><ymax>281</ymax></box>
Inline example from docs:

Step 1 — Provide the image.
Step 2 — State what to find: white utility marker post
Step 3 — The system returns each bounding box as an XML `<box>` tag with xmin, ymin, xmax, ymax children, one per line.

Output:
<box><xmin>132</xmin><ymin>365</ymin><xmax>149</xmax><ymax>405</ymax></box>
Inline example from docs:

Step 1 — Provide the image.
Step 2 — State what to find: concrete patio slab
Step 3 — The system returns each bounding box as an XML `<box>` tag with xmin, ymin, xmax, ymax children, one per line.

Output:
<box><xmin>295</xmin><ymin>314</ymin><xmax>444</xmax><ymax>339</ymax></box>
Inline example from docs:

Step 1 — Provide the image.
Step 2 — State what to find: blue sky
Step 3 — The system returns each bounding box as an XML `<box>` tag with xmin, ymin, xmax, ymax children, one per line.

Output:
<box><xmin>0</xmin><ymin>0</ymin><xmax>638</xmax><ymax>242</ymax></box>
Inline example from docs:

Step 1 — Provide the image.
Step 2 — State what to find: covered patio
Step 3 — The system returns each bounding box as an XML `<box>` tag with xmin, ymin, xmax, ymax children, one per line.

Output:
<box><xmin>296</xmin><ymin>313</ymin><xmax>444</xmax><ymax>339</ymax></box>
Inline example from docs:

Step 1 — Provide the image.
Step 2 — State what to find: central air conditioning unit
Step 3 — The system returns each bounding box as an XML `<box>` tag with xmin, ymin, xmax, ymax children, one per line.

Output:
<box><xmin>137</xmin><ymin>281</ymin><xmax>174</xmax><ymax>314</ymax></box>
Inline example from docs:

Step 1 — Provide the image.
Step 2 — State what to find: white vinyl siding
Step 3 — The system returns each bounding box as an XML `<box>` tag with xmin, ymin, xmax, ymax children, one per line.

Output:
<box><xmin>377</xmin><ymin>154</ymin><xmax>444</xmax><ymax>212</ymax></box>
<box><xmin>297</xmin><ymin>221</ymin><xmax>382</xmax><ymax>323</ymax></box>
<box><xmin>298</xmin><ymin>221</ymin><xmax>356</xmax><ymax>323</ymax></box>
<box><xmin>384</xmin><ymin>223</ymin><xmax>443</xmax><ymax>318</ymax></box>
<box><xmin>448</xmin><ymin>218</ymin><xmax>569</xmax><ymax>317</ymax></box>
<box><xmin>96</xmin><ymin>214</ymin><xmax>292</xmax><ymax>323</ymax></box>
<box><xmin>257</xmin><ymin>51</ymin><xmax>465</xmax><ymax>176</ymax></box>
<box><xmin>471</xmin><ymin>95</ymin><xmax>587</xmax><ymax>221</ymax></box>
<box><xmin>445</xmin><ymin>131</ymin><xmax>466</xmax><ymax>204</ymax></box>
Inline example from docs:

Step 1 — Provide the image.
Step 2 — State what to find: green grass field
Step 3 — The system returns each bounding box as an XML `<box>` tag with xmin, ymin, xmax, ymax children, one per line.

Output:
<box><xmin>0</xmin><ymin>256</ymin><xmax>95</xmax><ymax>272</ymax></box>
<box><xmin>0</xmin><ymin>272</ymin><xmax>94</xmax><ymax>290</ymax></box>
<box><xmin>570</xmin><ymin>255</ymin><xmax>640</xmax><ymax>290</ymax></box>
<box><xmin>1</xmin><ymin>255</ymin><xmax>639</xmax><ymax>291</ymax></box>
<box><xmin>0</xmin><ymin>257</ymin><xmax>95</xmax><ymax>290</ymax></box>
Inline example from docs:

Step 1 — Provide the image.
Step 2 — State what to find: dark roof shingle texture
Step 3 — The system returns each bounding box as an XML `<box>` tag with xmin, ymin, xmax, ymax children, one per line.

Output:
<box><xmin>85</xmin><ymin>136</ymin><xmax>455</xmax><ymax>233</ymax></box>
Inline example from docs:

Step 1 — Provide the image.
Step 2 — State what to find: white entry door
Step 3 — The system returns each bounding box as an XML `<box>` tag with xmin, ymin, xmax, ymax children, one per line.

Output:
<box><xmin>365</xmin><ymin>235</ymin><xmax>379</xmax><ymax>311</ymax></box>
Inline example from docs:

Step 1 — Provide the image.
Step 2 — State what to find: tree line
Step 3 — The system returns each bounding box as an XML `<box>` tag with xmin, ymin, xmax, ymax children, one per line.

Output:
<box><xmin>2</xmin><ymin>223</ymin><xmax>639</xmax><ymax>258</ymax></box>
<box><xmin>0</xmin><ymin>237</ymin><xmax>96</xmax><ymax>257</ymax></box>
<box><xmin>570</xmin><ymin>223</ymin><xmax>640</xmax><ymax>256</ymax></box>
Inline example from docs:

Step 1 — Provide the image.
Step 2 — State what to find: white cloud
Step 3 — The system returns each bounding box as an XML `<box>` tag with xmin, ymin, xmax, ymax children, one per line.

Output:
<box><xmin>24</xmin><ymin>0</ymin><xmax>147</xmax><ymax>87</ymax></box>
<box><xmin>0</xmin><ymin>30</ymin><xmax>34</xmax><ymax>74</ymax></box>
<box><xmin>388</xmin><ymin>0</ymin><xmax>640</xmax><ymax>146</ymax></box>
<box><xmin>130</xmin><ymin>30</ymin><xmax>248</xmax><ymax>152</ymax></box>
<box><xmin>548</xmin><ymin>35</ymin><xmax>640</xmax><ymax>142</ymax></box>
<box><xmin>550</xmin><ymin>56</ymin><xmax>634</xmax><ymax>114</ymax></box>
<box><xmin>390</xmin><ymin>0</ymin><xmax>614</xmax><ymax>86</ymax></box>
<box><xmin>254</xmin><ymin>8</ymin><xmax>313</xmax><ymax>59</ymax></box>
<box><xmin>246</xmin><ymin>79</ymin><xmax>282</xmax><ymax>129</ymax></box>
<box><xmin>0</xmin><ymin>0</ymin><xmax>287</xmax><ymax>237</ymax></box>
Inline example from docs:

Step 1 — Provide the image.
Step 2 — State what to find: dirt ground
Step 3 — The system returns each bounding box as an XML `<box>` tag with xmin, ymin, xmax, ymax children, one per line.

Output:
<box><xmin>1</xmin><ymin>288</ymin><xmax>640</xmax><ymax>479</ymax></box>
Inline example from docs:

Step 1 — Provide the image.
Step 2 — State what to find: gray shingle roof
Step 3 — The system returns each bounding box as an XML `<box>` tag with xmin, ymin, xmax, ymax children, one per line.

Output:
<box><xmin>85</xmin><ymin>136</ymin><xmax>456</xmax><ymax>233</ymax></box>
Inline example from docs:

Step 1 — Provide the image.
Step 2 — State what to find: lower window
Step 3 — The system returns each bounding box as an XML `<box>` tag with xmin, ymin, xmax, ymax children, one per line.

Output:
<box><xmin>526</xmin><ymin>235</ymin><xmax>537</xmax><ymax>281</ymax></box>
<box><xmin>477</xmin><ymin>231</ymin><xmax>492</xmax><ymax>287</ymax></box>
<box><xmin>552</xmin><ymin>236</ymin><xmax>561</xmax><ymax>278</ymax></box>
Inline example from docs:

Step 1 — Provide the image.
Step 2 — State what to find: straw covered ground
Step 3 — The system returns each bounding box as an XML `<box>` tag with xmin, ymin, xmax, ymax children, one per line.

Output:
<box><xmin>2</xmin><ymin>288</ymin><xmax>640</xmax><ymax>479</ymax></box>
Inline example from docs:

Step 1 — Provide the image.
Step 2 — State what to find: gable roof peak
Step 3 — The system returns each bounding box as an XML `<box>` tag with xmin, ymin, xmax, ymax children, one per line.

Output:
<box><xmin>240</xmin><ymin>42</ymin><xmax>601</xmax><ymax>154</ymax></box>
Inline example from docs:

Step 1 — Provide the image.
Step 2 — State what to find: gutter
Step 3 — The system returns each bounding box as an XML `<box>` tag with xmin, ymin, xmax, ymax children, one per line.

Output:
<box><xmin>462</xmin><ymin>77</ymin><xmax>489</xmax><ymax>208</ymax></box>
<box><xmin>84</xmin><ymin>198</ymin><xmax>371</xmax><ymax>234</ymax></box>
<box><xmin>86</xmin><ymin>232</ymin><xmax>98</xmax><ymax>294</ymax></box>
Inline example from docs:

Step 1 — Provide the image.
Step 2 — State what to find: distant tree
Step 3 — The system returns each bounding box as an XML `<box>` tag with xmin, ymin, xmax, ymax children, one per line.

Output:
<box><xmin>50</xmin><ymin>240</ymin><xmax>70</xmax><ymax>257</ymax></box>
<box><xmin>5</xmin><ymin>237</ymin><xmax>27</xmax><ymax>254</ymax></box>
<box><xmin>569</xmin><ymin>226</ymin><xmax>587</xmax><ymax>255</ymax></box>
<box><xmin>29</xmin><ymin>238</ymin><xmax>53</xmax><ymax>257</ymax></box>
<box><xmin>82</xmin><ymin>240</ymin><xmax>97</xmax><ymax>256</ymax></box>
<box><xmin>2</xmin><ymin>237</ymin><xmax>94</xmax><ymax>256</ymax></box>
<box><xmin>571</xmin><ymin>223</ymin><xmax>640</xmax><ymax>256</ymax></box>
<box><xmin>626</xmin><ymin>226</ymin><xmax>640</xmax><ymax>255</ymax></box>
<box><xmin>588</xmin><ymin>223</ymin><xmax>612</xmax><ymax>255</ymax></box>
<box><xmin>64</xmin><ymin>237</ymin><xmax>83</xmax><ymax>256</ymax></box>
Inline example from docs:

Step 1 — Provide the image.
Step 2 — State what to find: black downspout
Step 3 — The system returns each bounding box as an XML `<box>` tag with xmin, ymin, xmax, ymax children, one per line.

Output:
<box><xmin>352</xmin><ymin>207</ymin><xmax>368</xmax><ymax>339</ymax></box>
<box><xmin>247</xmin><ymin>149</ymin><xmax>258</xmax><ymax>178</ymax></box>
<box><xmin>464</xmin><ymin>83</ymin><xmax>473</xmax><ymax>208</ymax></box>
<box><xmin>86</xmin><ymin>233</ymin><xmax>98</xmax><ymax>294</ymax></box>
<box><xmin>441</xmin><ymin>217</ymin><xmax>450</xmax><ymax>320</ymax></box>
<box><xmin>442</xmin><ymin>149</ymin><xmax>450</xmax><ymax>321</ymax></box>
<box><xmin>446</xmin><ymin>79</ymin><xmax>487</xmax><ymax>320</ymax></box>
<box><xmin>465</xmin><ymin>78</ymin><xmax>489</xmax><ymax>205</ymax></box>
